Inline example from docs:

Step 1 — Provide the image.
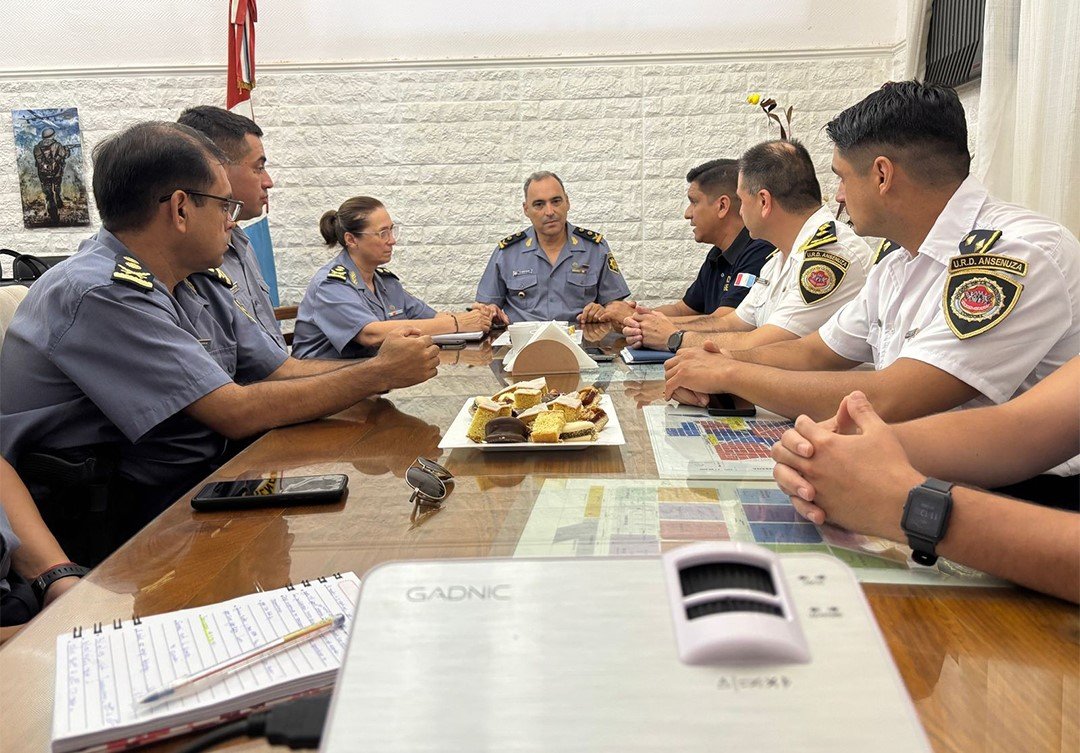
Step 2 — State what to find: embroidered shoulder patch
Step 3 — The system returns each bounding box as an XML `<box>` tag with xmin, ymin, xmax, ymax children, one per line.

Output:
<box><xmin>498</xmin><ymin>231</ymin><xmax>527</xmax><ymax>250</ymax></box>
<box><xmin>606</xmin><ymin>253</ymin><xmax>621</xmax><ymax>274</ymax></box>
<box><xmin>573</xmin><ymin>226</ymin><xmax>604</xmax><ymax>244</ymax></box>
<box><xmin>799</xmin><ymin>221</ymin><xmax>838</xmax><ymax>253</ymax></box>
<box><xmin>944</xmin><ymin>268</ymin><xmax>1022</xmax><ymax>339</ymax></box>
<box><xmin>874</xmin><ymin>238</ymin><xmax>900</xmax><ymax>265</ymax></box>
<box><xmin>375</xmin><ymin>266</ymin><xmax>399</xmax><ymax>280</ymax></box>
<box><xmin>326</xmin><ymin>264</ymin><xmax>350</xmax><ymax>283</ymax></box>
<box><xmin>959</xmin><ymin>229</ymin><xmax>1002</xmax><ymax>255</ymax></box>
<box><xmin>110</xmin><ymin>255</ymin><xmax>154</xmax><ymax>292</ymax></box>
<box><xmin>798</xmin><ymin>249</ymin><xmax>850</xmax><ymax>304</ymax></box>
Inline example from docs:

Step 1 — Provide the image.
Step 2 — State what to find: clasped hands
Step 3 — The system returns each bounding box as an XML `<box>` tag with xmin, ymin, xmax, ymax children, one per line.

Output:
<box><xmin>770</xmin><ymin>391</ymin><xmax>924</xmax><ymax>540</ymax></box>
<box><xmin>620</xmin><ymin>305</ymin><xmax>677</xmax><ymax>350</ymax></box>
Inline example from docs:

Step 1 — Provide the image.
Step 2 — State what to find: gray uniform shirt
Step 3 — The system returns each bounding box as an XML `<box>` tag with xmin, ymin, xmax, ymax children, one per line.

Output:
<box><xmin>219</xmin><ymin>226</ymin><xmax>286</xmax><ymax>350</ymax></box>
<box><xmin>474</xmin><ymin>222</ymin><xmax>631</xmax><ymax>323</ymax></box>
<box><xmin>291</xmin><ymin>249</ymin><xmax>437</xmax><ymax>359</ymax></box>
<box><xmin>0</xmin><ymin>505</ymin><xmax>18</xmax><ymax>597</ymax></box>
<box><xmin>0</xmin><ymin>229</ymin><xmax>288</xmax><ymax>500</ymax></box>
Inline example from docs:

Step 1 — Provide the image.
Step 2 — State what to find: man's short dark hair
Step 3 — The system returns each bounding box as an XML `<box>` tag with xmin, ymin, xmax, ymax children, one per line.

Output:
<box><xmin>738</xmin><ymin>140</ymin><xmax>822</xmax><ymax>213</ymax></box>
<box><xmin>523</xmin><ymin>171</ymin><xmax>565</xmax><ymax>199</ymax></box>
<box><xmin>177</xmin><ymin>105</ymin><xmax>263</xmax><ymax>162</ymax></box>
<box><xmin>92</xmin><ymin>121</ymin><xmax>227</xmax><ymax>233</ymax></box>
<box><xmin>825</xmin><ymin>80</ymin><xmax>970</xmax><ymax>184</ymax></box>
<box><xmin>686</xmin><ymin>159</ymin><xmax>740</xmax><ymax>207</ymax></box>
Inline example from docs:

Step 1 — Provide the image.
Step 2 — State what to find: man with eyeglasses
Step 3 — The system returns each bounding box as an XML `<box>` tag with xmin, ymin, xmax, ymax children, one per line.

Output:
<box><xmin>178</xmin><ymin>106</ymin><xmax>285</xmax><ymax>349</ymax></box>
<box><xmin>474</xmin><ymin>171</ymin><xmax>633</xmax><ymax>324</ymax></box>
<box><xmin>0</xmin><ymin>121</ymin><xmax>440</xmax><ymax>565</ymax></box>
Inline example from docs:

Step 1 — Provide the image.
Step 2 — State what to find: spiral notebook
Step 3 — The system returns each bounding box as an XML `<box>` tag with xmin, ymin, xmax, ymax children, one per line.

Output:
<box><xmin>51</xmin><ymin>572</ymin><xmax>361</xmax><ymax>753</ymax></box>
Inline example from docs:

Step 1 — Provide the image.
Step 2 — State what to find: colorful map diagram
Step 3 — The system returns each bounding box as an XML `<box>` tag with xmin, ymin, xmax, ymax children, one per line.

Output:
<box><xmin>514</xmin><ymin>479</ymin><xmax>1002</xmax><ymax>587</ymax></box>
<box><xmin>643</xmin><ymin>406</ymin><xmax>793</xmax><ymax>478</ymax></box>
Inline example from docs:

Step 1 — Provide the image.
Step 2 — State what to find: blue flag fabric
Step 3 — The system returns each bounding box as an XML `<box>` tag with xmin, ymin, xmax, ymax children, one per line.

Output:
<box><xmin>243</xmin><ymin>216</ymin><xmax>279</xmax><ymax>306</ymax></box>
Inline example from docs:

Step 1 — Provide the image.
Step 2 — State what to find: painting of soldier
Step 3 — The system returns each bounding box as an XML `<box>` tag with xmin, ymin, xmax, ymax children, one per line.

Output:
<box><xmin>11</xmin><ymin>108</ymin><xmax>90</xmax><ymax>228</ymax></box>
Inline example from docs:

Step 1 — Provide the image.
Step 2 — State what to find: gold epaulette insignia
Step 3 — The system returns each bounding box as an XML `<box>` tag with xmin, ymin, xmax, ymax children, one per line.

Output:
<box><xmin>573</xmin><ymin>226</ymin><xmax>604</xmax><ymax>244</ymax></box>
<box><xmin>110</xmin><ymin>255</ymin><xmax>154</xmax><ymax>292</ymax></box>
<box><xmin>799</xmin><ymin>221</ymin><xmax>838</xmax><ymax>252</ymax></box>
<box><xmin>498</xmin><ymin>231</ymin><xmax>527</xmax><ymax>250</ymax></box>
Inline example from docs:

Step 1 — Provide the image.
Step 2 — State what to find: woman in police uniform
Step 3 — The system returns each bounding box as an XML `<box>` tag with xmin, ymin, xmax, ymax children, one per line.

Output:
<box><xmin>292</xmin><ymin>197</ymin><xmax>492</xmax><ymax>359</ymax></box>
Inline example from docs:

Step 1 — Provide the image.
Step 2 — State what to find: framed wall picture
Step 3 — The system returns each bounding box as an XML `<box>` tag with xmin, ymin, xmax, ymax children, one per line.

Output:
<box><xmin>11</xmin><ymin>107</ymin><xmax>90</xmax><ymax>228</ymax></box>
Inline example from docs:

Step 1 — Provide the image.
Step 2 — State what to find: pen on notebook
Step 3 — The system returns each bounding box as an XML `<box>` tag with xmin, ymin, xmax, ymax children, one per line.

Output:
<box><xmin>139</xmin><ymin>613</ymin><xmax>346</xmax><ymax>705</ymax></box>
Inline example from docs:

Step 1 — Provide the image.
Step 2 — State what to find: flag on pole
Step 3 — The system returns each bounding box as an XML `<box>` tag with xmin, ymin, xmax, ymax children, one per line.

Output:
<box><xmin>227</xmin><ymin>0</ymin><xmax>258</xmax><ymax>110</ymax></box>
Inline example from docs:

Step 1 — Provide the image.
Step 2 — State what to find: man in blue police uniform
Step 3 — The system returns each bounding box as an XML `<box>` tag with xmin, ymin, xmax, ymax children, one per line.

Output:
<box><xmin>0</xmin><ymin>122</ymin><xmax>439</xmax><ymax>565</ymax></box>
<box><xmin>473</xmin><ymin>171</ymin><xmax>632</xmax><ymax>324</ymax></box>
<box><xmin>178</xmin><ymin>106</ymin><xmax>285</xmax><ymax>349</ymax></box>
<box><xmin>622</xmin><ymin>158</ymin><xmax>775</xmax><ymax>348</ymax></box>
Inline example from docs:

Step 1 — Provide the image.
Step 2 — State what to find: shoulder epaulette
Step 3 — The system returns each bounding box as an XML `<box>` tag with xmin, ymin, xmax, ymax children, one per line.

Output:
<box><xmin>198</xmin><ymin>267</ymin><xmax>234</xmax><ymax>287</ymax></box>
<box><xmin>874</xmin><ymin>238</ymin><xmax>900</xmax><ymax>265</ymax></box>
<box><xmin>497</xmin><ymin>231</ymin><xmax>527</xmax><ymax>250</ymax></box>
<box><xmin>326</xmin><ymin>264</ymin><xmax>350</xmax><ymax>283</ymax></box>
<box><xmin>959</xmin><ymin>229</ymin><xmax>1002</xmax><ymax>255</ymax></box>
<box><xmin>375</xmin><ymin>267</ymin><xmax>399</xmax><ymax>280</ymax></box>
<box><xmin>765</xmin><ymin>247</ymin><xmax>781</xmax><ymax>261</ymax></box>
<box><xmin>799</xmin><ymin>221</ymin><xmax>838</xmax><ymax>252</ymax></box>
<box><xmin>110</xmin><ymin>254</ymin><xmax>154</xmax><ymax>292</ymax></box>
<box><xmin>573</xmin><ymin>226</ymin><xmax>604</xmax><ymax>244</ymax></box>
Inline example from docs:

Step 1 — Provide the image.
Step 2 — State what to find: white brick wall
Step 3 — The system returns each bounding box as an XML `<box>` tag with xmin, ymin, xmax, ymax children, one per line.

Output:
<box><xmin>0</xmin><ymin>53</ymin><xmax>896</xmax><ymax>308</ymax></box>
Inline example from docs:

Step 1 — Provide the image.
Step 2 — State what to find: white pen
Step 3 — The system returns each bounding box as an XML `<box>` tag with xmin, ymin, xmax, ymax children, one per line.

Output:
<box><xmin>139</xmin><ymin>613</ymin><xmax>345</xmax><ymax>705</ymax></box>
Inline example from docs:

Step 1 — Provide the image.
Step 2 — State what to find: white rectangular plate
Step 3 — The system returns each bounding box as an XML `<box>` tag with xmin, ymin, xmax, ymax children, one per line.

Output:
<box><xmin>439</xmin><ymin>394</ymin><xmax>625</xmax><ymax>452</ymax></box>
<box><xmin>432</xmin><ymin>331</ymin><xmax>485</xmax><ymax>343</ymax></box>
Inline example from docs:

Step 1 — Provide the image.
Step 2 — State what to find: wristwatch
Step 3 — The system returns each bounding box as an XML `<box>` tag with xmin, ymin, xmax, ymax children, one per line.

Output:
<box><xmin>900</xmin><ymin>478</ymin><xmax>954</xmax><ymax>566</ymax></box>
<box><xmin>32</xmin><ymin>562</ymin><xmax>89</xmax><ymax>604</ymax></box>
<box><xmin>667</xmin><ymin>330</ymin><xmax>686</xmax><ymax>352</ymax></box>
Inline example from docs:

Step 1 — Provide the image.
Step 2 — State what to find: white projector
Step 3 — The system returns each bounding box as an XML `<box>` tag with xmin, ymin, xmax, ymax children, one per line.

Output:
<box><xmin>321</xmin><ymin>542</ymin><xmax>931</xmax><ymax>752</ymax></box>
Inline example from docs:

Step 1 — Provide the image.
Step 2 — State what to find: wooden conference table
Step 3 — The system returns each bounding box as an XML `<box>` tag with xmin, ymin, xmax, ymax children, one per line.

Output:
<box><xmin>1</xmin><ymin>326</ymin><xmax>1077</xmax><ymax>753</ymax></box>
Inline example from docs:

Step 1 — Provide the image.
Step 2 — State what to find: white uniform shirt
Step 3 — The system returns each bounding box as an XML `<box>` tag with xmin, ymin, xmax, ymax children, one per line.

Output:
<box><xmin>735</xmin><ymin>206</ymin><xmax>873</xmax><ymax>337</ymax></box>
<box><xmin>819</xmin><ymin>176</ymin><xmax>1080</xmax><ymax>473</ymax></box>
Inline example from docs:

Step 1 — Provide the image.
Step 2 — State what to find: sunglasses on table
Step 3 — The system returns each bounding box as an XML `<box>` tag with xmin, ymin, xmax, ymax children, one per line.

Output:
<box><xmin>406</xmin><ymin>457</ymin><xmax>454</xmax><ymax>508</ymax></box>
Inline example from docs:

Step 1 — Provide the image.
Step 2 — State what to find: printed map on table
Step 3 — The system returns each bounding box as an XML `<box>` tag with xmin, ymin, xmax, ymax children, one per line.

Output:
<box><xmin>514</xmin><ymin>478</ymin><xmax>1003</xmax><ymax>587</ymax></box>
<box><xmin>643</xmin><ymin>405</ymin><xmax>792</xmax><ymax>479</ymax></box>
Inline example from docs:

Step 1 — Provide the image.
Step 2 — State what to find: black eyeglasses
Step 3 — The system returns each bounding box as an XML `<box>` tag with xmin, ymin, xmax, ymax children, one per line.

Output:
<box><xmin>406</xmin><ymin>457</ymin><xmax>453</xmax><ymax>507</ymax></box>
<box><xmin>159</xmin><ymin>189</ymin><xmax>244</xmax><ymax>222</ymax></box>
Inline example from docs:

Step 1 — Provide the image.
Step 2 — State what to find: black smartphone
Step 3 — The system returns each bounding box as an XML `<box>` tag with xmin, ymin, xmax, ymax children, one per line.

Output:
<box><xmin>706</xmin><ymin>393</ymin><xmax>757</xmax><ymax>417</ymax></box>
<box><xmin>191</xmin><ymin>473</ymin><xmax>348</xmax><ymax>511</ymax></box>
<box><xmin>583</xmin><ymin>346</ymin><xmax>616</xmax><ymax>362</ymax></box>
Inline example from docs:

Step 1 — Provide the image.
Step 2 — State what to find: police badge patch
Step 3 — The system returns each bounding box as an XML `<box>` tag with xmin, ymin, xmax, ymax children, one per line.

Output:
<box><xmin>607</xmin><ymin>254</ymin><xmax>621</xmax><ymax>274</ymax></box>
<box><xmin>798</xmin><ymin>249</ymin><xmax>849</xmax><ymax>304</ymax></box>
<box><xmin>944</xmin><ymin>268</ymin><xmax>1022</xmax><ymax>339</ymax></box>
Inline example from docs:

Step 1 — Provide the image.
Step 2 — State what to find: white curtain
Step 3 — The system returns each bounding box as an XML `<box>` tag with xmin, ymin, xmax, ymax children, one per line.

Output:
<box><xmin>976</xmin><ymin>0</ymin><xmax>1079</xmax><ymax>235</ymax></box>
<box><xmin>902</xmin><ymin>0</ymin><xmax>933</xmax><ymax>79</ymax></box>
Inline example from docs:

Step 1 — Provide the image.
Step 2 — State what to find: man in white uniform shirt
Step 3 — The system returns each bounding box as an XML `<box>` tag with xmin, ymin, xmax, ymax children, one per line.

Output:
<box><xmin>664</xmin><ymin>81</ymin><xmax>1079</xmax><ymax>499</ymax></box>
<box><xmin>634</xmin><ymin>140</ymin><xmax>872</xmax><ymax>353</ymax></box>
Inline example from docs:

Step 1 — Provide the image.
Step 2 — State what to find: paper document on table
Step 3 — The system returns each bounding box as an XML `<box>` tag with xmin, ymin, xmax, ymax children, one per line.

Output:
<box><xmin>644</xmin><ymin>405</ymin><xmax>793</xmax><ymax>479</ymax></box>
<box><xmin>51</xmin><ymin>573</ymin><xmax>361</xmax><ymax>753</ymax></box>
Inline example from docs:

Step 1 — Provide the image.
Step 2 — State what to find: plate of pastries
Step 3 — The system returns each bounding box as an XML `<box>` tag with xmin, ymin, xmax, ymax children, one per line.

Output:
<box><xmin>438</xmin><ymin>377</ymin><xmax>625</xmax><ymax>451</ymax></box>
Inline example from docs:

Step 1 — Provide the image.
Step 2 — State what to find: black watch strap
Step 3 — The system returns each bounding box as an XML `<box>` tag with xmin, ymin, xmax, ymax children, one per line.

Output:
<box><xmin>31</xmin><ymin>563</ymin><xmax>89</xmax><ymax>603</ymax></box>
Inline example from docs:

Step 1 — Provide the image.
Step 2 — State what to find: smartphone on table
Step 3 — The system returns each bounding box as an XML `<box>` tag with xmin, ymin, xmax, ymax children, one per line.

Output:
<box><xmin>706</xmin><ymin>393</ymin><xmax>757</xmax><ymax>417</ymax></box>
<box><xmin>191</xmin><ymin>473</ymin><xmax>349</xmax><ymax>511</ymax></box>
<box><xmin>583</xmin><ymin>346</ymin><xmax>616</xmax><ymax>362</ymax></box>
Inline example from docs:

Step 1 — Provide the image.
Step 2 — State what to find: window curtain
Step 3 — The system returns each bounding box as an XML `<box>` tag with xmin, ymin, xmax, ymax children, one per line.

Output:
<box><xmin>976</xmin><ymin>0</ymin><xmax>1079</xmax><ymax>235</ymax></box>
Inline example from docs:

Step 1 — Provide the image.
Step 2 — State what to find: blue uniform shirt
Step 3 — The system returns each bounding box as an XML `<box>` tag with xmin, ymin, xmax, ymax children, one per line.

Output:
<box><xmin>0</xmin><ymin>229</ymin><xmax>287</xmax><ymax>509</ymax></box>
<box><xmin>682</xmin><ymin>228</ymin><xmax>776</xmax><ymax>314</ymax></box>
<box><xmin>0</xmin><ymin>504</ymin><xmax>18</xmax><ymax>598</ymax></box>
<box><xmin>474</xmin><ymin>222</ymin><xmax>631</xmax><ymax>323</ymax></box>
<box><xmin>219</xmin><ymin>226</ymin><xmax>287</xmax><ymax>350</ymax></box>
<box><xmin>291</xmin><ymin>249</ymin><xmax>438</xmax><ymax>359</ymax></box>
